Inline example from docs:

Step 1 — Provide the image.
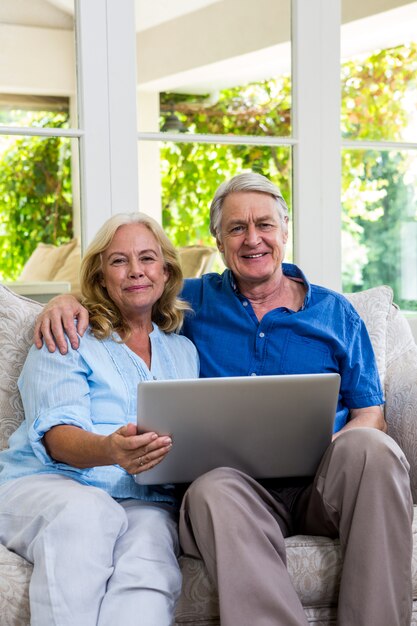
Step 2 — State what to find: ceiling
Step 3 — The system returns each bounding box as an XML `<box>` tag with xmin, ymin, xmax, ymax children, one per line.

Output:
<box><xmin>0</xmin><ymin>0</ymin><xmax>221</xmax><ymax>31</ymax></box>
<box><xmin>1</xmin><ymin>0</ymin><xmax>417</xmax><ymax>95</ymax></box>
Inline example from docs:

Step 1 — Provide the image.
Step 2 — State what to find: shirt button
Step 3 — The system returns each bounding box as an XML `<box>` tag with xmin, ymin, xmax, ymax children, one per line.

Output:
<box><xmin>243</xmin><ymin>301</ymin><xmax>248</xmax><ymax>307</ymax></box>
<box><xmin>251</xmin><ymin>372</ymin><xmax>257</xmax><ymax>376</ymax></box>
<box><xmin>259</xmin><ymin>332</ymin><xmax>265</xmax><ymax>338</ymax></box>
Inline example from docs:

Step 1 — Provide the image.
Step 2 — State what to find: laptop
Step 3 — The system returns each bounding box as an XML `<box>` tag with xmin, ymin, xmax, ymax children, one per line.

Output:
<box><xmin>135</xmin><ymin>373</ymin><xmax>340</xmax><ymax>485</ymax></box>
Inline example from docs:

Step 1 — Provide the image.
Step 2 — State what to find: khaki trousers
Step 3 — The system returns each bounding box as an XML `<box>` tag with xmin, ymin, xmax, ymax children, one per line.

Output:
<box><xmin>180</xmin><ymin>428</ymin><xmax>413</xmax><ymax>626</ymax></box>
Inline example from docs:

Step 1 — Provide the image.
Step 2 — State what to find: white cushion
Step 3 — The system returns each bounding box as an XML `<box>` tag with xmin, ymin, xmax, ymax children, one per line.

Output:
<box><xmin>0</xmin><ymin>286</ymin><xmax>42</xmax><ymax>450</ymax></box>
<box><xmin>344</xmin><ymin>285</ymin><xmax>393</xmax><ymax>389</ymax></box>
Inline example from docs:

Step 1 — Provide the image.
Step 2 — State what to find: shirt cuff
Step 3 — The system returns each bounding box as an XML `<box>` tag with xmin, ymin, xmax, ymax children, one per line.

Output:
<box><xmin>28</xmin><ymin>408</ymin><xmax>94</xmax><ymax>475</ymax></box>
<box><xmin>344</xmin><ymin>392</ymin><xmax>385</xmax><ymax>409</ymax></box>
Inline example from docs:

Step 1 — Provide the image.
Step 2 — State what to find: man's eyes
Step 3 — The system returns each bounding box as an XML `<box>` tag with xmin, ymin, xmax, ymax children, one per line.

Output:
<box><xmin>229</xmin><ymin>223</ymin><xmax>274</xmax><ymax>233</ymax></box>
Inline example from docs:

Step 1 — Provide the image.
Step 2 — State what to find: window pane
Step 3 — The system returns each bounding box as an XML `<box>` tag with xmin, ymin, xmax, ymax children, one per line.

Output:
<box><xmin>341</xmin><ymin>149</ymin><xmax>417</xmax><ymax>310</ymax></box>
<box><xmin>0</xmin><ymin>134</ymin><xmax>78</xmax><ymax>283</ymax></box>
<box><xmin>0</xmin><ymin>0</ymin><xmax>76</xmax><ymax>129</ymax></box>
<box><xmin>136</xmin><ymin>0</ymin><xmax>291</xmax><ymax>137</ymax></box>
<box><xmin>138</xmin><ymin>140</ymin><xmax>292</xmax><ymax>264</ymax></box>
<box><xmin>341</xmin><ymin>3</ymin><xmax>417</xmax><ymax>142</ymax></box>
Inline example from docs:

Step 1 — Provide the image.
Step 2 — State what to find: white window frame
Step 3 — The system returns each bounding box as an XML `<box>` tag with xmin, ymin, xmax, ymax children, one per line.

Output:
<box><xmin>75</xmin><ymin>0</ymin><xmax>139</xmax><ymax>246</ymax></box>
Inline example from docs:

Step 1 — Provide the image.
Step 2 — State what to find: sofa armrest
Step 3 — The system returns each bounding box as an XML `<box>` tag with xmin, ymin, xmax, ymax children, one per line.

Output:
<box><xmin>385</xmin><ymin>338</ymin><xmax>417</xmax><ymax>503</ymax></box>
<box><xmin>3</xmin><ymin>281</ymin><xmax>71</xmax><ymax>304</ymax></box>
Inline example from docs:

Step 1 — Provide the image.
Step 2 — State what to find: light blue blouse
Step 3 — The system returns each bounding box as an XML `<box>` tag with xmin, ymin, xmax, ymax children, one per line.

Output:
<box><xmin>0</xmin><ymin>324</ymin><xmax>199</xmax><ymax>505</ymax></box>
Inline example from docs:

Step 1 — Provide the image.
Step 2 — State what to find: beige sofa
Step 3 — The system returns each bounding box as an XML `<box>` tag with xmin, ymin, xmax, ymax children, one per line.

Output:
<box><xmin>0</xmin><ymin>283</ymin><xmax>417</xmax><ymax>625</ymax></box>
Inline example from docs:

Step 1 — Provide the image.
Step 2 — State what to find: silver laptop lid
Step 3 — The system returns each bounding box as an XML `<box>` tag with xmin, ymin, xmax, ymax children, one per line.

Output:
<box><xmin>135</xmin><ymin>373</ymin><xmax>340</xmax><ymax>485</ymax></box>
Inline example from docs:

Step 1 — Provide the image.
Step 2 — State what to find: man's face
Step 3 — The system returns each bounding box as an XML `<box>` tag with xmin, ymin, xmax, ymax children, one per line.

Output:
<box><xmin>217</xmin><ymin>191</ymin><xmax>288</xmax><ymax>288</ymax></box>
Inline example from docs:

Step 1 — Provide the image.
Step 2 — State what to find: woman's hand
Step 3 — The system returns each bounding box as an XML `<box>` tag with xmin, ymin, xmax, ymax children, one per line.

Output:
<box><xmin>43</xmin><ymin>423</ymin><xmax>172</xmax><ymax>474</ymax></box>
<box><xmin>107</xmin><ymin>423</ymin><xmax>172</xmax><ymax>475</ymax></box>
<box><xmin>33</xmin><ymin>294</ymin><xmax>89</xmax><ymax>354</ymax></box>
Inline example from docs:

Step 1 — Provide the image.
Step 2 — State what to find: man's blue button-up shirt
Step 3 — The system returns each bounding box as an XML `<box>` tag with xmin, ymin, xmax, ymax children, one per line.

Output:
<box><xmin>182</xmin><ymin>264</ymin><xmax>383</xmax><ymax>433</ymax></box>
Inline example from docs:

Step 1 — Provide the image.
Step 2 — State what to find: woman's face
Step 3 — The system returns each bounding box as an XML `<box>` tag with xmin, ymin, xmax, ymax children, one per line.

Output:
<box><xmin>100</xmin><ymin>223</ymin><xmax>169</xmax><ymax>325</ymax></box>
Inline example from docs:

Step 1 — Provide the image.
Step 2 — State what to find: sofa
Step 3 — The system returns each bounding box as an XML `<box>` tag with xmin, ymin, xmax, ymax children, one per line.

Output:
<box><xmin>0</xmin><ymin>283</ymin><xmax>417</xmax><ymax>625</ymax></box>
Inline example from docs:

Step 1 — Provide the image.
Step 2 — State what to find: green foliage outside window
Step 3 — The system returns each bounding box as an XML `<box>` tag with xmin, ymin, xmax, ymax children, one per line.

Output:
<box><xmin>0</xmin><ymin>112</ymin><xmax>73</xmax><ymax>280</ymax></box>
<box><xmin>341</xmin><ymin>44</ymin><xmax>417</xmax><ymax>308</ymax></box>
<box><xmin>160</xmin><ymin>75</ymin><xmax>292</xmax><ymax>248</ymax></box>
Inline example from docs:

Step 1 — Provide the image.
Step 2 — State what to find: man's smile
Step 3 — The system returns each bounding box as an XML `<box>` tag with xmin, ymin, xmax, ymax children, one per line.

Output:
<box><xmin>241</xmin><ymin>252</ymin><xmax>268</xmax><ymax>259</ymax></box>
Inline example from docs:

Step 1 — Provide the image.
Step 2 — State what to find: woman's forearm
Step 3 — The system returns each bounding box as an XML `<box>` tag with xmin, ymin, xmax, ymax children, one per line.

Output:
<box><xmin>43</xmin><ymin>423</ymin><xmax>173</xmax><ymax>474</ymax></box>
<box><xmin>43</xmin><ymin>425</ymin><xmax>112</xmax><ymax>468</ymax></box>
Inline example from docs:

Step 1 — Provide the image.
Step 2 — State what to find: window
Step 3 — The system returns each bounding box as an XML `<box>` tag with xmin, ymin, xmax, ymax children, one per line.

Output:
<box><xmin>341</xmin><ymin>1</ymin><xmax>417</xmax><ymax>309</ymax></box>
<box><xmin>136</xmin><ymin>0</ymin><xmax>293</xmax><ymax>263</ymax></box>
<box><xmin>0</xmin><ymin>0</ymin><xmax>80</xmax><ymax>281</ymax></box>
<box><xmin>2</xmin><ymin>0</ymin><xmax>416</xmax><ymax>302</ymax></box>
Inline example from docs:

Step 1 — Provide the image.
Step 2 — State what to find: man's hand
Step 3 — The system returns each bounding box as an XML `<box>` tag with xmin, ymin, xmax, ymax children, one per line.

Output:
<box><xmin>34</xmin><ymin>294</ymin><xmax>89</xmax><ymax>354</ymax></box>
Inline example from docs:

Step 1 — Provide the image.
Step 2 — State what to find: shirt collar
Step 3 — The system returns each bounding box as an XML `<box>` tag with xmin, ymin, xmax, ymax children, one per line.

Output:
<box><xmin>227</xmin><ymin>263</ymin><xmax>311</xmax><ymax>310</ymax></box>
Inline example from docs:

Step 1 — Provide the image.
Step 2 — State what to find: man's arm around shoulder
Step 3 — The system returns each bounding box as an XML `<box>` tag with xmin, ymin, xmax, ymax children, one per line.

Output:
<box><xmin>34</xmin><ymin>293</ymin><xmax>89</xmax><ymax>354</ymax></box>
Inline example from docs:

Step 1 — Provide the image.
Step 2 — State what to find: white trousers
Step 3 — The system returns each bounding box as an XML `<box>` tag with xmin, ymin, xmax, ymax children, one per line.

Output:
<box><xmin>0</xmin><ymin>474</ymin><xmax>181</xmax><ymax>626</ymax></box>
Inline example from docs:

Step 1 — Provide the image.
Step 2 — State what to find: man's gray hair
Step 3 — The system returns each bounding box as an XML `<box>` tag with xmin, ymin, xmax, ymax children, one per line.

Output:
<box><xmin>209</xmin><ymin>172</ymin><xmax>289</xmax><ymax>239</ymax></box>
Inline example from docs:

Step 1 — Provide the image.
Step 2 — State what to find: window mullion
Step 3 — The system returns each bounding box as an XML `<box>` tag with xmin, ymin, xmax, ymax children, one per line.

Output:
<box><xmin>75</xmin><ymin>0</ymin><xmax>138</xmax><ymax>247</ymax></box>
<box><xmin>292</xmin><ymin>0</ymin><xmax>341</xmax><ymax>290</ymax></box>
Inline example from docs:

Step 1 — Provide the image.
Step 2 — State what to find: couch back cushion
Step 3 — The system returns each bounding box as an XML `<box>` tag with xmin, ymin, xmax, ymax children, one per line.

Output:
<box><xmin>0</xmin><ymin>286</ymin><xmax>42</xmax><ymax>450</ymax></box>
<box><xmin>53</xmin><ymin>240</ymin><xmax>81</xmax><ymax>293</ymax></box>
<box><xmin>19</xmin><ymin>239</ymin><xmax>77</xmax><ymax>282</ymax></box>
<box><xmin>179</xmin><ymin>246</ymin><xmax>217</xmax><ymax>278</ymax></box>
<box><xmin>344</xmin><ymin>285</ymin><xmax>393</xmax><ymax>389</ymax></box>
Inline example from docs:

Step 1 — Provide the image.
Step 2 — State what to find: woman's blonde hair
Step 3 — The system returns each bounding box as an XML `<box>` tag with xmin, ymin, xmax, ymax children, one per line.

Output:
<box><xmin>80</xmin><ymin>212</ymin><xmax>189</xmax><ymax>339</ymax></box>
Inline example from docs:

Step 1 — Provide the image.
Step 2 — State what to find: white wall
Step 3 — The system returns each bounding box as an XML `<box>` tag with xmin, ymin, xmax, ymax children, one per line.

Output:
<box><xmin>0</xmin><ymin>23</ymin><xmax>75</xmax><ymax>95</ymax></box>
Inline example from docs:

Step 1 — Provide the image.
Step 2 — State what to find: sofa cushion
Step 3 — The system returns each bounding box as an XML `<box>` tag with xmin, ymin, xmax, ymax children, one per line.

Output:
<box><xmin>0</xmin><ymin>286</ymin><xmax>42</xmax><ymax>450</ymax></box>
<box><xmin>0</xmin><ymin>544</ymin><xmax>31</xmax><ymax>624</ymax></box>
<box><xmin>344</xmin><ymin>285</ymin><xmax>393</xmax><ymax>389</ymax></box>
<box><xmin>53</xmin><ymin>240</ymin><xmax>81</xmax><ymax>293</ymax></box>
<box><xmin>19</xmin><ymin>239</ymin><xmax>77</xmax><ymax>282</ymax></box>
<box><xmin>178</xmin><ymin>246</ymin><xmax>216</xmax><ymax>278</ymax></box>
<box><xmin>175</xmin><ymin>506</ymin><xmax>417</xmax><ymax>622</ymax></box>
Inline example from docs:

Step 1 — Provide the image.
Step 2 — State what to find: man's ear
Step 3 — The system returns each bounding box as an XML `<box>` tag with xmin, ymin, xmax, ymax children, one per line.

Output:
<box><xmin>216</xmin><ymin>237</ymin><xmax>224</xmax><ymax>253</ymax></box>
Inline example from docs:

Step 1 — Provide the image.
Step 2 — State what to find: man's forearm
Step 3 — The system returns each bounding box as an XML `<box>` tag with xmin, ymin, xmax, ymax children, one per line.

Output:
<box><xmin>333</xmin><ymin>405</ymin><xmax>387</xmax><ymax>440</ymax></box>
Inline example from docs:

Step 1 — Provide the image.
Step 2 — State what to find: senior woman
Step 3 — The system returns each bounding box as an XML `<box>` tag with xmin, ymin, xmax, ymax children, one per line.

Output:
<box><xmin>0</xmin><ymin>213</ymin><xmax>199</xmax><ymax>626</ymax></box>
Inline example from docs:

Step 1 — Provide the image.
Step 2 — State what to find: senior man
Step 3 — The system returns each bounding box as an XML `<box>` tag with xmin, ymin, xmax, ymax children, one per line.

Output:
<box><xmin>35</xmin><ymin>173</ymin><xmax>413</xmax><ymax>626</ymax></box>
